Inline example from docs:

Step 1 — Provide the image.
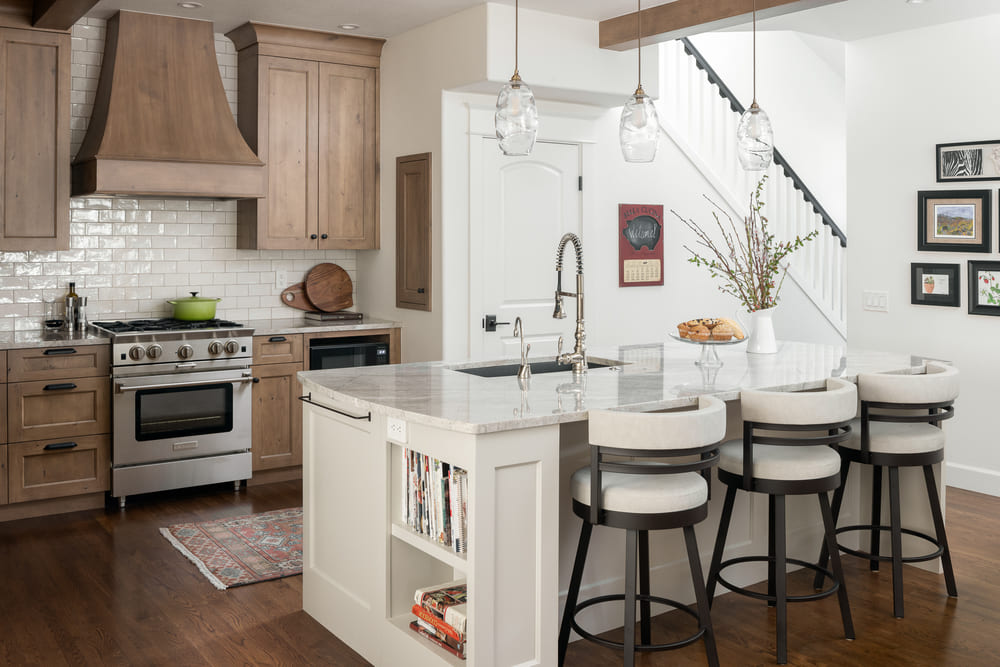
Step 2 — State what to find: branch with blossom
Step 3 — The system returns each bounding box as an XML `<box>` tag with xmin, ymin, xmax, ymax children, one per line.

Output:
<box><xmin>671</xmin><ymin>176</ymin><xmax>817</xmax><ymax>313</ymax></box>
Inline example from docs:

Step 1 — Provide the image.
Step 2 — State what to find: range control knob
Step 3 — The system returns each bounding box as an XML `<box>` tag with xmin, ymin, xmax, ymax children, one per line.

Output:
<box><xmin>146</xmin><ymin>344</ymin><xmax>163</xmax><ymax>360</ymax></box>
<box><xmin>177</xmin><ymin>344</ymin><xmax>195</xmax><ymax>360</ymax></box>
<box><xmin>224</xmin><ymin>339</ymin><xmax>240</xmax><ymax>355</ymax></box>
<box><xmin>207</xmin><ymin>340</ymin><xmax>223</xmax><ymax>355</ymax></box>
<box><xmin>128</xmin><ymin>345</ymin><xmax>146</xmax><ymax>361</ymax></box>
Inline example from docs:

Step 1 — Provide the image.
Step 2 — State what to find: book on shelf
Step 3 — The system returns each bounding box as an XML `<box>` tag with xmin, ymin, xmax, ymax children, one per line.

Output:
<box><xmin>303</xmin><ymin>310</ymin><xmax>363</xmax><ymax>321</ymax></box>
<box><xmin>408</xmin><ymin>621</ymin><xmax>466</xmax><ymax>660</ymax></box>
<box><xmin>411</xmin><ymin>603</ymin><xmax>465</xmax><ymax>646</ymax></box>
<box><xmin>403</xmin><ymin>448</ymin><xmax>468</xmax><ymax>554</ymax></box>
<box><xmin>414</xmin><ymin>579</ymin><xmax>468</xmax><ymax>636</ymax></box>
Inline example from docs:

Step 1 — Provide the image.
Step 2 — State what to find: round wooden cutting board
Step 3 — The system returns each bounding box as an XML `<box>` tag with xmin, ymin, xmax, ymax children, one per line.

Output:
<box><xmin>304</xmin><ymin>263</ymin><xmax>354</xmax><ymax>312</ymax></box>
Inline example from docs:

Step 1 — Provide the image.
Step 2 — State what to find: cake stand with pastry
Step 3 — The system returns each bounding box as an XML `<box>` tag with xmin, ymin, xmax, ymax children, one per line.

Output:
<box><xmin>671</xmin><ymin>316</ymin><xmax>747</xmax><ymax>368</ymax></box>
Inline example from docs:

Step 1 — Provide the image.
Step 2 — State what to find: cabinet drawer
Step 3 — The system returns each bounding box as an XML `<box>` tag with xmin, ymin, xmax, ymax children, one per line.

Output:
<box><xmin>8</xmin><ymin>346</ymin><xmax>110</xmax><ymax>382</ymax></box>
<box><xmin>7</xmin><ymin>377</ymin><xmax>111</xmax><ymax>443</ymax></box>
<box><xmin>7</xmin><ymin>434</ymin><xmax>110</xmax><ymax>503</ymax></box>
<box><xmin>253</xmin><ymin>334</ymin><xmax>303</xmax><ymax>365</ymax></box>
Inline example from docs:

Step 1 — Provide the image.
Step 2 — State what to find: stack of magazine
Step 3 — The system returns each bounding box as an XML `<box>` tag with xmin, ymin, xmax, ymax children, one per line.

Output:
<box><xmin>409</xmin><ymin>580</ymin><xmax>467</xmax><ymax>659</ymax></box>
<box><xmin>403</xmin><ymin>449</ymin><xmax>468</xmax><ymax>554</ymax></box>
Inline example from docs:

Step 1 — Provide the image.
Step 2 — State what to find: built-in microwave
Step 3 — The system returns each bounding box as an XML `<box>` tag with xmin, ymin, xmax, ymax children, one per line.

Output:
<box><xmin>309</xmin><ymin>337</ymin><xmax>390</xmax><ymax>370</ymax></box>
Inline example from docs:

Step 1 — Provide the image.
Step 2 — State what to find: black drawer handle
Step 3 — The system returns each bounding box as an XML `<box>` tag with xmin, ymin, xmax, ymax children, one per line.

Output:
<box><xmin>417</xmin><ymin>288</ymin><xmax>425</xmax><ymax>294</ymax></box>
<box><xmin>43</xmin><ymin>383</ymin><xmax>77</xmax><ymax>391</ymax></box>
<box><xmin>44</xmin><ymin>348</ymin><xmax>77</xmax><ymax>355</ymax></box>
<box><xmin>269</xmin><ymin>336</ymin><xmax>287</xmax><ymax>342</ymax></box>
<box><xmin>44</xmin><ymin>441</ymin><xmax>78</xmax><ymax>451</ymax></box>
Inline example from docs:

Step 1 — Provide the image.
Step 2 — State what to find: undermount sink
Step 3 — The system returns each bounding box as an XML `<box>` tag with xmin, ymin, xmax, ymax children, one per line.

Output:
<box><xmin>454</xmin><ymin>360</ymin><xmax>621</xmax><ymax>378</ymax></box>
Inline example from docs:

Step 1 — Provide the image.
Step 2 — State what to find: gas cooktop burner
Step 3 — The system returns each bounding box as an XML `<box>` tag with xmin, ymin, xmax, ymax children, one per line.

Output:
<box><xmin>92</xmin><ymin>318</ymin><xmax>244</xmax><ymax>334</ymax></box>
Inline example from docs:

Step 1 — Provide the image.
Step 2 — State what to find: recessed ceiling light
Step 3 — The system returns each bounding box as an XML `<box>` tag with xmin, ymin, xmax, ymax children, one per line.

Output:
<box><xmin>905</xmin><ymin>0</ymin><xmax>929</xmax><ymax>5</ymax></box>
<box><xmin>338</xmin><ymin>23</ymin><xmax>360</xmax><ymax>31</ymax></box>
<box><xmin>177</xmin><ymin>2</ymin><xmax>203</xmax><ymax>9</ymax></box>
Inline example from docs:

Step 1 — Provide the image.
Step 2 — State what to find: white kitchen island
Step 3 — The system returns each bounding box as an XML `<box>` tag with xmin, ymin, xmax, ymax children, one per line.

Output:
<box><xmin>297</xmin><ymin>340</ymin><xmax>932</xmax><ymax>667</ymax></box>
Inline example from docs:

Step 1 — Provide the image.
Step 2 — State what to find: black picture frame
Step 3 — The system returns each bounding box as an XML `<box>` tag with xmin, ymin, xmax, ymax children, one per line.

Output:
<box><xmin>936</xmin><ymin>140</ymin><xmax>1000</xmax><ymax>182</ymax></box>
<box><xmin>917</xmin><ymin>190</ymin><xmax>991</xmax><ymax>252</ymax></box>
<box><xmin>910</xmin><ymin>263</ymin><xmax>960</xmax><ymax>307</ymax></box>
<box><xmin>968</xmin><ymin>261</ymin><xmax>1000</xmax><ymax>316</ymax></box>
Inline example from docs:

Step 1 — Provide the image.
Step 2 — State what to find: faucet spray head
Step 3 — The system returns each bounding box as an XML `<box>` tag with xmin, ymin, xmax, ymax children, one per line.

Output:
<box><xmin>553</xmin><ymin>292</ymin><xmax>566</xmax><ymax>319</ymax></box>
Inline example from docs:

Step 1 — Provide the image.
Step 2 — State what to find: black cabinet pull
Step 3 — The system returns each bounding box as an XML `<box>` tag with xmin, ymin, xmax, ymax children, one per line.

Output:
<box><xmin>44</xmin><ymin>441</ymin><xmax>78</xmax><ymax>451</ymax></box>
<box><xmin>43</xmin><ymin>348</ymin><xmax>77</xmax><ymax>355</ymax></box>
<box><xmin>298</xmin><ymin>393</ymin><xmax>371</xmax><ymax>421</ymax></box>
<box><xmin>43</xmin><ymin>383</ymin><xmax>77</xmax><ymax>391</ymax></box>
<box><xmin>269</xmin><ymin>336</ymin><xmax>287</xmax><ymax>342</ymax></box>
<box><xmin>417</xmin><ymin>288</ymin><xmax>425</xmax><ymax>294</ymax></box>
<box><xmin>321</xmin><ymin>233</ymin><xmax>328</xmax><ymax>239</ymax></box>
<box><xmin>310</xmin><ymin>234</ymin><xmax>318</xmax><ymax>240</ymax></box>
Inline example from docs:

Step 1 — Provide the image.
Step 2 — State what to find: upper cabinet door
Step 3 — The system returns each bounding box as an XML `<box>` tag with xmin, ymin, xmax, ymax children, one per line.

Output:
<box><xmin>0</xmin><ymin>29</ymin><xmax>70</xmax><ymax>251</ymax></box>
<box><xmin>318</xmin><ymin>63</ymin><xmax>379</xmax><ymax>250</ymax></box>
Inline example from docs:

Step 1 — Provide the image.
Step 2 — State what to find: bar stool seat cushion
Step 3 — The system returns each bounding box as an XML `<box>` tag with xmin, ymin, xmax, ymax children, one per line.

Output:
<box><xmin>718</xmin><ymin>441</ymin><xmax>841</xmax><ymax>481</ymax></box>
<box><xmin>571</xmin><ymin>467</ymin><xmax>708</xmax><ymax>514</ymax></box>
<box><xmin>843</xmin><ymin>421</ymin><xmax>945</xmax><ymax>454</ymax></box>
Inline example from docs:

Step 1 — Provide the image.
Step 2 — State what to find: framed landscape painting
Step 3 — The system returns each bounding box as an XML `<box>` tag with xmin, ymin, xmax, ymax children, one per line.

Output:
<box><xmin>910</xmin><ymin>263</ymin><xmax>960</xmax><ymax>307</ymax></box>
<box><xmin>917</xmin><ymin>190</ymin><xmax>991</xmax><ymax>252</ymax></box>
<box><xmin>968</xmin><ymin>261</ymin><xmax>1000</xmax><ymax>316</ymax></box>
<box><xmin>936</xmin><ymin>140</ymin><xmax>1000</xmax><ymax>182</ymax></box>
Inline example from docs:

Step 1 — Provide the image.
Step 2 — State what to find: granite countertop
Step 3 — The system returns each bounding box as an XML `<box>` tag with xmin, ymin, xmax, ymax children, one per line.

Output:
<box><xmin>244</xmin><ymin>315</ymin><xmax>403</xmax><ymax>336</ymax></box>
<box><xmin>298</xmin><ymin>339</ymin><xmax>927</xmax><ymax>434</ymax></box>
<box><xmin>0</xmin><ymin>329</ymin><xmax>110</xmax><ymax>350</ymax></box>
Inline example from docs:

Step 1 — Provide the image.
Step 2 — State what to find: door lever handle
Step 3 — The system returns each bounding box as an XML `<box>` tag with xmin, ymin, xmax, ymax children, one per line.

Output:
<box><xmin>483</xmin><ymin>314</ymin><xmax>510</xmax><ymax>332</ymax></box>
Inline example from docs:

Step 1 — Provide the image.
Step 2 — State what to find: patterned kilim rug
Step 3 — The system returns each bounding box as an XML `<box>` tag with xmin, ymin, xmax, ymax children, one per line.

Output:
<box><xmin>160</xmin><ymin>507</ymin><xmax>303</xmax><ymax>590</ymax></box>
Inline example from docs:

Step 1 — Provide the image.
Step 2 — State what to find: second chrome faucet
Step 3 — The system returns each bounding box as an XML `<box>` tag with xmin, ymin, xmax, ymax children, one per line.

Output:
<box><xmin>554</xmin><ymin>232</ymin><xmax>587</xmax><ymax>375</ymax></box>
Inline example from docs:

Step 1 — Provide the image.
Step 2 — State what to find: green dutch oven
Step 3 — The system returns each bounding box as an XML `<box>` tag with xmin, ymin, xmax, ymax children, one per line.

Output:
<box><xmin>168</xmin><ymin>292</ymin><xmax>221</xmax><ymax>320</ymax></box>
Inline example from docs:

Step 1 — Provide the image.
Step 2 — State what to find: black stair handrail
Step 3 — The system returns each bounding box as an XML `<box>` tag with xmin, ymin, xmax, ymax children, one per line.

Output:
<box><xmin>679</xmin><ymin>37</ymin><xmax>847</xmax><ymax>248</ymax></box>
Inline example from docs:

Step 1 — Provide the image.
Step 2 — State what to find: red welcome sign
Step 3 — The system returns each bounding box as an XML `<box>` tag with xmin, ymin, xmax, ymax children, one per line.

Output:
<box><xmin>619</xmin><ymin>203</ymin><xmax>664</xmax><ymax>287</ymax></box>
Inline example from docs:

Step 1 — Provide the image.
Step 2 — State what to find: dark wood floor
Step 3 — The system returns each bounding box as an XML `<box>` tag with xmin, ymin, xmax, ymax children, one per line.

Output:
<box><xmin>0</xmin><ymin>483</ymin><xmax>996</xmax><ymax>666</ymax></box>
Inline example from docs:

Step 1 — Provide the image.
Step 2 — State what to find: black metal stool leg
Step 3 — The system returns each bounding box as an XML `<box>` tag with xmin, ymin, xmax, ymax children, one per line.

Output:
<box><xmin>684</xmin><ymin>524</ymin><xmax>720</xmax><ymax>667</ymax></box>
<box><xmin>624</xmin><ymin>529</ymin><xmax>638</xmax><ymax>667</ymax></box>
<box><xmin>558</xmin><ymin>521</ymin><xmax>592</xmax><ymax>667</ymax></box>
<box><xmin>819</xmin><ymin>491</ymin><xmax>855</xmax><ymax>639</ymax></box>
<box><xmin>871</xmin><ymin>465</ymin><xmax>883</xmax><ymax>572</ymax></box>
<box><xmin>815</xmin><ymin>457</ymin><xmax>851</xmax><ymax>590</ymax></box>
<box><xmin>707</xmin><ymin>484</ymin><xmax>738</xmax><ymax>604</ymax></box>
<box><xmin>774</xmin><ymin>494</ymin><xmax>788</xmax><ymax>665</ymax></box>
<box><xmin>923</xmin><ymin>464</ymin><xmax>958</xmax><ymax>597</ymax></box>
<box><xmin>768</xmin><ymin>494</ymin><xmax>777</xmax><ymax>606</ymax></box>
<box><xmin>888</xmin><ymin>466</ymin><xmax>905</xmax><ymax>618</ymax></box>
<box><xmin>638</xmin><ymin>530</ymin><xmax>652</xmax><ymax>645</ymax></box>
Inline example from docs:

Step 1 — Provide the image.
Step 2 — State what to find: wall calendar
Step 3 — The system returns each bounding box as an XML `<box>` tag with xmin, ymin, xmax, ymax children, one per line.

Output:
<box><xmin>618</xmin><ymin>203</ymin><xmax>664</xmax><ymax>287</ymax></box>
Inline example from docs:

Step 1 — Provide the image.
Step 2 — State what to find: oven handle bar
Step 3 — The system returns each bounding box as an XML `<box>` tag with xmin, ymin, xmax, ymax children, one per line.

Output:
<box><xmin>115</xmin><ymin>375</ymin><xmax>258</xmax><ymax>393</ymax></box>
<box><xmin>298</xmin><ymin>393</ymin><xmax>372</xmax><ymax>422</ymax></box>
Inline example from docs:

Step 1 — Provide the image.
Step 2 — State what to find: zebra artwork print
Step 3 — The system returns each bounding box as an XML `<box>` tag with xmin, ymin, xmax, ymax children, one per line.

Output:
<box><xmin>941</xmin><ymin>149</ymin><xmax>983</xmax><ymax>177</ymax></box>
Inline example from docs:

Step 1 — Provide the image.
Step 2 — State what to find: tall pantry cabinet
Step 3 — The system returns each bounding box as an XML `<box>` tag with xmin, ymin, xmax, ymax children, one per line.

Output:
<box><xmin>227</xmin><ymin>23</ymin><xmax>384</xmax><ymax>250</ymax></box>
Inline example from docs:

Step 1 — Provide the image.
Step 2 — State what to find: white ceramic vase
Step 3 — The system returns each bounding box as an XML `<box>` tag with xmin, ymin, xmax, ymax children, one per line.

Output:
<box><xmin>740</xmin><ymin>306</ymin><xmax>778</xmax><ymax>354</ymax></box>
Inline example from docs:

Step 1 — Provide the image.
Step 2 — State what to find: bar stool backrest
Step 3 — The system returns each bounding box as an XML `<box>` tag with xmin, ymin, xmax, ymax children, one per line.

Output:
<box><xmin>585</xmin><ymin>395</ymin><xmax>727</xmax><ymax>523</ymax></box>
<box><xmin>741</xmin><ymin>378</ymin><xmax>858</xmax><ymax>426</ymax></box>
<box><xmin>857</xmin><ymin>362</ymin><xmax>959</xmax><ymax>405</ymax></box>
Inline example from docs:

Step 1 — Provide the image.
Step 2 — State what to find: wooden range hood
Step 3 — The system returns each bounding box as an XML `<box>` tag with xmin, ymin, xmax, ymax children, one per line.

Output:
<box><xmin>71</xmin><ymin>11</ymin><xmax>264</xmax><ymax>198</ymax></box>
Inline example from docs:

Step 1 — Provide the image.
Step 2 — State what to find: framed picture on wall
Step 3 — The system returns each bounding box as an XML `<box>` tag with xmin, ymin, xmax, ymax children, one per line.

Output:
<box><xmin>917</xmin><ymin>190</ymin><xmax>991</xmax><ymax>252</ymax></box>
<box><xmin>968</xmin><ymin>261</ymin><xmax>1000</xmax><ymax>316</ymax></box>
<box><xmin>910</xmin><ymin>263</ymin><xmax>960</xmax><ymax>307</ymax></box>
<box><xmin>618</xmin><ymin>204</ymin><xmax>664</xmax><ymax>287</ymax></box>
<box><xmin>936</xmin><ymin>140</ymin><xmax>1000</xmax><ymax>182</ymax></box>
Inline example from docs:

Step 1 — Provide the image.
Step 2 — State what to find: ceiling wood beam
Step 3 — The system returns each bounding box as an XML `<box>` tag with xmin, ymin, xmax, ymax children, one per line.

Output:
<box><xmin>600</xmin><ymin>0</ymin><xmax>846</xmax><ymax>51</ymax></box>
<box><xmin>32</xmin><ymin>0</ymin><xmax>100</xmax><ymax>31</ymax></box>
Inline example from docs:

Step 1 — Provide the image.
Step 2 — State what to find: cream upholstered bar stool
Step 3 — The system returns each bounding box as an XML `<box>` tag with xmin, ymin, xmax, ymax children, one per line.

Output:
<box><xmin>705</xmin><ymin>378</ymin><xmax>857</xmax><ymax>665</ymax></box>
<box><xmin>558</xmin><ymin>395</ymin><xmax>726</xmax><ymax>667</ymax></box>
<box><xmin>814</xmin><ymin>362</ymin><xmax>959</xmax><ymax>618</ymax></box>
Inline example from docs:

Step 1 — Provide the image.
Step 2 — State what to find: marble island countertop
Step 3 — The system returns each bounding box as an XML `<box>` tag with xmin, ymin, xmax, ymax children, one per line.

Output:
<box><xmin>298</xmin><ymin>339</ymin><xmax>928</xmax><ymax>434</ymax></box>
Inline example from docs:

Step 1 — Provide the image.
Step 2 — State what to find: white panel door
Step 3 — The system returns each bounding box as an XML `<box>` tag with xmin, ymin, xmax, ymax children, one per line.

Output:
<box><xmin>471</xmin><ymin>139</ymin><xmax>582</xmax><ymax>360</ymax></box>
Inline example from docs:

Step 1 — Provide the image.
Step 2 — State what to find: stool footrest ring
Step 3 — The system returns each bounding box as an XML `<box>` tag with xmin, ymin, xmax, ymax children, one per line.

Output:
<box><xmin>715</xmin><ymin>555</ymin><xmax>840</xmax><ymax>603</ymax></box>
<box><xmin>570</xmin><ymin>593</ymin><xmax>705</xmax><ymax>652</ymax></box>
<box><xmin>834</xmin><ymin>524</ymin><xmax>944</xmax><ymax>563</ymax></box>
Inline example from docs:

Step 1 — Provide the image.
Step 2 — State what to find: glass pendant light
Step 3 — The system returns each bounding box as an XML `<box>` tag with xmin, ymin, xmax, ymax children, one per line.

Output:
<box><xmin>495</xmin><ymin>0</ymin><xmax>538</xmax><ymax>156</ymax></box>
<box><xmin>619</xmin><ymin>0</ymin><xmax>659</xmax><ymax>162</ymax></box>
<box><xmin>736</xmin><ymin>0</ymin><xmax>773</xmax><ymax>171</ymax></box>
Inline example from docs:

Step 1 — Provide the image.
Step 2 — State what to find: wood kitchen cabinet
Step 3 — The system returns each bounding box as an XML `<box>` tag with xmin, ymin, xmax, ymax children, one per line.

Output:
<box><xmin>0</xmin><ymin>28</ymin><xmax>70</xmax><ymax>251</ymax></box>
<box><xmin>251</xmin><ymin>334</ymin><xmax>303</xmax><ymax>474</ymax></box>
<box><xmin>228</xmin><ymin>23</ymin><xmax>384</xmax><ymax>250</ymax></box>
<box><xmin>7</xmin><ymin>434</ymin><xmax>110</xmax><ymax>503</ymax></box>
<box><xmin>396</xmin><ymin>153</ymin><xmax>432</xmax><ymax>311</ymax></box>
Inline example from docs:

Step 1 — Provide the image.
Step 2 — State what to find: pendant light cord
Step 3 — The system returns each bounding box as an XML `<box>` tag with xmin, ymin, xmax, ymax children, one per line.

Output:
<box><xmin>752</xmin><ymin>0</ymin><xmax>757</xmax><ymax>105</ymax></box>
<box><xmin>514</xmin><ymin>0</ymin><xmax>519</xmax><ymax>78</ymax></box>
<box><xmin>637</xmin><ymin>0</ymin><xmax>641</xmax><ymax>92</ymax></box>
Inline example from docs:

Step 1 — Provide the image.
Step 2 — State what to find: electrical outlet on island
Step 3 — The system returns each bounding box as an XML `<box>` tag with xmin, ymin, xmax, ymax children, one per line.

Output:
<box><xmin>387</xmin><ymin>417</ymin><xmax>407</xmax><ymax>444</ymax></box>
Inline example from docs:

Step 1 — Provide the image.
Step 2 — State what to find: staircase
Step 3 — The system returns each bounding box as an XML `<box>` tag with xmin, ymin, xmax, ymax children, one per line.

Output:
<box><xmin>658</xmin><ymin>38</ymin><xmax>847</xmax><ymax>337</ymax></box>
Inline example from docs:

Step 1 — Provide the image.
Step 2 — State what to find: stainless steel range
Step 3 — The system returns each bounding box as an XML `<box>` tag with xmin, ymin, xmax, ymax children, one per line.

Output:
<box><xmin>91</xmin><ymin>319</ymin><xmax>255</xmax><ymax>508</ymax></box>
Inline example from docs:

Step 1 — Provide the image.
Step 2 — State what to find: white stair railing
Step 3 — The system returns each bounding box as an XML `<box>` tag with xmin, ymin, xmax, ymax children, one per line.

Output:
<box><xmin>659</xmin><ymin>39</ymin><xmax>847</xmax><ymax>337</ymax></box>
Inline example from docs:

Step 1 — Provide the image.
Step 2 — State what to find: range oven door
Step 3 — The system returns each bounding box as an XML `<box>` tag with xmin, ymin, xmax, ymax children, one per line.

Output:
<box><xmin>113</xmin><ymin>368</ymin><xmax>253</xmax><ymax>466</ymax></box>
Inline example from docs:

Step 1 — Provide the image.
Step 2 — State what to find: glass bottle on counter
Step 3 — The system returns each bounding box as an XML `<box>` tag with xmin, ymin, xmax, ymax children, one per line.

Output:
<box><xmin>65</xmin><ymin>281</ymin><xmax>80</xmax><ymax>334</ymax></box>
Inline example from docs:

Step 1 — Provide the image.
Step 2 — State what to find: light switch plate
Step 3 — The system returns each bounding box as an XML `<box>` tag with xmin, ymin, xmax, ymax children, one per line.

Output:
<box><xmin>387</xmin><ymin>417</ymin><xmax>407</xmax><ymax>444</ymax></box>
<box><xmin>863</xmin><ymin>290</ymin><xmax>889</xmax><ymax>312</ymax></box>
<box><xmin>275</xmin><ymin>270</ymin><xmax>288</xmax><ymax>288</ymax></box>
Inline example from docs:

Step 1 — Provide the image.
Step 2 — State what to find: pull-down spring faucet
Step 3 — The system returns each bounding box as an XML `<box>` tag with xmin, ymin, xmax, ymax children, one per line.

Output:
<box><xmin>554</xmin><ymin>232</ymin><xmax>587</xmax><ymax>375</ymax></box>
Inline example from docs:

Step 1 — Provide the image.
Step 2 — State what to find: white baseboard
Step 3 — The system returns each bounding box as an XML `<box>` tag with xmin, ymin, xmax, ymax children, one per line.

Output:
<box><xmin>946</xmin><ymin>462</ymin><xmax>1000</xmax><ymax>497</ymax></box>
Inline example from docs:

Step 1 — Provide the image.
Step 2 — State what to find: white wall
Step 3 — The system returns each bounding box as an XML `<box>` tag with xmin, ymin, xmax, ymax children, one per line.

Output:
<box><xmin>847</xmin><ymin>15</ymin><xmax>1000</xmax><ymax>496</ymax></box>
<box><xmin>690</xmin><ymin>31</ymin><xmax>847</xmax><ymax>229</ymax></box>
